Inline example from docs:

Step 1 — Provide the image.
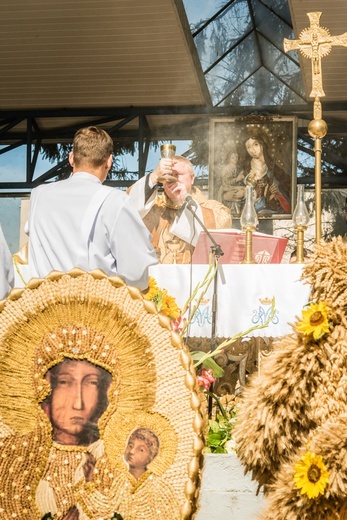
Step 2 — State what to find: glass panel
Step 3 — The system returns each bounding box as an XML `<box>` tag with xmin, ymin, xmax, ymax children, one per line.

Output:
<box><xmin>205</xmin><ymin>32</ymin><xmax>260</xmax><ymax>105</ymax></box>
<box><xmin>183</xmin><ymin>0</ymin><xmax>305</xmax><ymax>107</ymax></box>
<box><xmin>258</xmin><ymin>35</ymin><xmax>306</xmax><ymax>100</ymax></box>
<box><xmin>182</xmin><ymin>0</ymin><xmax>230</xmax><ymax>31</ymax></box>
<box><xmin>0</xmin><ymin>198</ymin><xmax>21</xmax><ymax>253</ymax></box>
<box><xmin>252</xmin><ymin>0</ymin><xmax>296</xmax><ymax>55</ymax></box>
<box><xmin>193</xmin><ymin>0</ymin><xmax>251</xmax><ymax>71</ymax></box>
<box><xmin>220</xmin><ymin>68</ymin><xmax>307</xmax><ymax>106</ymax></box>
<box><xmin>258</xmin><ymin>0</ymin><xmax>292</xmax><ymax>26</ymax></box>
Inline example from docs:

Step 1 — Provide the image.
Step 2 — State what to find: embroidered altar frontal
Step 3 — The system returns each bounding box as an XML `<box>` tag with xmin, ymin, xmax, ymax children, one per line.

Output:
<box><xmin>0</xmin><ymin>270</ymin><xmax>204</xmax><ymax>520</ymax></box>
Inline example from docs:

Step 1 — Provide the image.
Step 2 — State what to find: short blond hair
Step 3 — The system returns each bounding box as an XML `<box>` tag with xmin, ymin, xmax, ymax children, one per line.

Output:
<box><xmin>73</xmin><ymin>126</ymin><xmax>114</xmax><ymax>168</ymax></box>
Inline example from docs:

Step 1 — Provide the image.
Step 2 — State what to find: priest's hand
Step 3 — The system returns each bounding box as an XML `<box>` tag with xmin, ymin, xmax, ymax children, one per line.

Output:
<box><xmin>150</xmin><ymin>158</ymin><xmax>175</xmax><ymax>186</ymax></box>
<box><xmin>164</xmin><ymin>181</ymin><xmax>190</xmax><ymax>206</ymax></box>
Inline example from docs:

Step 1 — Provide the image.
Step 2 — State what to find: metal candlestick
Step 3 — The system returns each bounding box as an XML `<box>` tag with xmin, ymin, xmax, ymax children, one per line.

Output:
<box><xmin>241</xmin><ymin>226</ymin><xmax>256</xmax><ymax>264</ymax></box>
<box><xmin>292</xmin><ymin>184</ymin><xmax>310</xmax><ymax>264</ymax></box>
<box><xmin>240</xmin><ymin>185</ymin><xmax>258</xmax><ymax>264</ymax></box>
<box><xmin>294</xmin><ymin>225</ymin><xmax>307</xmax><ymax>264</ymax></box>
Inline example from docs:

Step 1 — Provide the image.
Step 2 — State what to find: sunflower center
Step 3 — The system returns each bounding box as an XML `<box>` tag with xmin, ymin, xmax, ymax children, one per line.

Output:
<box><xmin>309</xmin><ymin>311</ymin><xmax>324</xmax><ymax>326</ymax></box>
<box><xmin>307</xmin><ymin>464</ymin><xmax>321</xmax><ymax>483</ymax></box>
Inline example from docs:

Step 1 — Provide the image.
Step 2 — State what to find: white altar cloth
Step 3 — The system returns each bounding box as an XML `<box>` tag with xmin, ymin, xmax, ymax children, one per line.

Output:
<box><xmin>13</xmin><ymin>263</ymin><xmax>311</xmax><ymax>339</ymax></box>
<box><xmin>150</xmin><ymin>264</ymin><xmax>311</xmax><ymax>338</ymax></box>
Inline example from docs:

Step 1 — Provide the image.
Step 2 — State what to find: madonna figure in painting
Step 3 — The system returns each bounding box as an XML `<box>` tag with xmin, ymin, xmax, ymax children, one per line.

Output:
<box><xmin>241</xmin><ymin>127</ymin><xmax>291</xmax><ymax>216</ymax></box>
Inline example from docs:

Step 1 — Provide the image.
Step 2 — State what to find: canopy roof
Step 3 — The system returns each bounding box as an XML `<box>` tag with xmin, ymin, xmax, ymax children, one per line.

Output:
<box><xmin>0</xmin><ymin>0</ymin><xmax>347</xmax><ymax>190</ymax></box>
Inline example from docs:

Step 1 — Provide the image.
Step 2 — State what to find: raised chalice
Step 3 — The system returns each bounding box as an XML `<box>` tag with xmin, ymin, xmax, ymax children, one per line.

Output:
<box><xmin>157</xmin><ymin>144</ymin><xmax>177</xmax><ymax>185</ymax></box>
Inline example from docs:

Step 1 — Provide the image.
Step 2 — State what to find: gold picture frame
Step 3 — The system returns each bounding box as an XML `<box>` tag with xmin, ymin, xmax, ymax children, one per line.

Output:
<box><xmin>209</xmin><ymin>116</ymin><xmax>297</xmax><ymax>219</ymax></box>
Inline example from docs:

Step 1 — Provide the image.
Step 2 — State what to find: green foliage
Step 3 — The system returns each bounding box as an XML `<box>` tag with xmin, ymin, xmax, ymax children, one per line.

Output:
<box><xmin>190</xmin><ymin>350</ymin><xmax>224</xmax><ymax>378</ymax></box>
<box><xmin>40</xmin><ymin>141</ymin><xmax>139</xmax><ymax>180</ymax></box>
<box><xmin>205</xmin><ymin>394</ymin><xmax>238</xmax><ymax>454</ymax></box>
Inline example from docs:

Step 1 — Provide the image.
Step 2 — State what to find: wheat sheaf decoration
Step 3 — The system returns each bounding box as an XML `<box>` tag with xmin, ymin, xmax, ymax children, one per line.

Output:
<box><xmin>234</xmin><ymin>237</ymin><xmax>347</xmax><ymax>520</ymax></box>
<box><xmin>0</xmin><ymin>269</ymin><xmax>204</xmax><ymax>520</ymax></box>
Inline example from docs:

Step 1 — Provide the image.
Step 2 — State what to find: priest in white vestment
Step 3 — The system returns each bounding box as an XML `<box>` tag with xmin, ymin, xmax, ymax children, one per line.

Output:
<box><xmin>128</xmin><ymin>155</ymin><xmax>231</xmax><ymax>264</ymax></box>
<box><xmin>27</xmin><ymin>126</ymin><xmax>158</xmax><ymax>290</ymax></box>
<box><xmin>0</xmin><ymin>223</ymin><xmax>14</xmax><ymax>299</ymax></box>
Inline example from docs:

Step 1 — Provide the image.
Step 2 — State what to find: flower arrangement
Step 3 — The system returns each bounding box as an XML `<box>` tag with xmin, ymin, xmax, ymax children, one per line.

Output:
<box><xmin>291</xmin><ymin>300</ymin><xmax>331</xmax><ymax>500</ymax></box>
<box><xmin>231</xmin><ymin>238</ymin><xmax>347</xmax><ymax>519</ymax></box>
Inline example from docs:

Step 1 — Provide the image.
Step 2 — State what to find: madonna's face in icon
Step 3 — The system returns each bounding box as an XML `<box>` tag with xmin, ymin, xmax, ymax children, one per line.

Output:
<box><xmin>245</xmin><ymin>138</ymin><xmax>264</xmax><ymax>160</ymax></box>
<box><xmin>42</xmin><ymin>358</ymin><xmax>111</xmax><ymax>446</ymax></box>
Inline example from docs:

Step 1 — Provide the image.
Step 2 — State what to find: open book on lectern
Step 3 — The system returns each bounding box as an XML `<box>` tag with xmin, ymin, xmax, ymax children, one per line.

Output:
<box><xmin>191</xmin><ymin>229</ymin><xmax>288</xmax><ymax>264</ymax></box>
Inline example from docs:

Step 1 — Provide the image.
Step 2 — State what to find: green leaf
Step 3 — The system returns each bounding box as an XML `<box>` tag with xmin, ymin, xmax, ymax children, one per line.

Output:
<box><xmin>208</xmin><ymin>419</ymin><xmax>220</xmax><ymax>433</ymax></box>
<box><xmin>208</xmin><ymin>433</ymin><xmax>224</xmax><ymax>446</ymax></box>
<box><xmin>202</xmin><ymin>357</ymin><xmax>224</xmax><ymax>377</ymax></box>
<box><xmin>190</xmin><ymin>351</ymin><xmax>207</xmax><ymax>362</ymax></box>
<box><xmin>213</xmin><ymin>446</ymin><xmax>227</xmax><ymax>454</ymax></box>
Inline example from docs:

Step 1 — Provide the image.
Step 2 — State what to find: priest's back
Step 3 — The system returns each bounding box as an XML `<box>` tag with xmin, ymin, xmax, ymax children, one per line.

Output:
<box><xmin>28</xmin><ymin>173</ymin><xmax>157</xmax><ymax>289</ymax></box>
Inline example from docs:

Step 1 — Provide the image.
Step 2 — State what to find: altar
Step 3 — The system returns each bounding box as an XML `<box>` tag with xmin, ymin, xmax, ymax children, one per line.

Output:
<box><xmin>13</xmin><ymin>262</ymin><xmax>310</xmax><ymax>340</ymax></box>
<box><xmin>150</xmin><ymin>263</ymin><xmax>311</xmax><ymax>339</ymax></box>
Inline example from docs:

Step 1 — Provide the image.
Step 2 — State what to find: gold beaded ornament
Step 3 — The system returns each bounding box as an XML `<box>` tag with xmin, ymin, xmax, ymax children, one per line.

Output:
<box><xmin>0</xmin><ymin>269</ymin><xmax>204</xmax><ymax>519</ymax></box>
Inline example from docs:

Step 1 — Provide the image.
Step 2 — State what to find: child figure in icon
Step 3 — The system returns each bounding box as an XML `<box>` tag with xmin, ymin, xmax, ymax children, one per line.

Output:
<box><xmin>75</xmin><ymin>425</ymin><xmax>180</xmax><ymax>520</ymax></box>
<box><xmin>218</xmin><ymin>148</ymin><xmax>246</xmax><ymax>215</ymax></box>
<box><xmin>124</xmin><ymin>427</ymin><xmax>159</xmax><ymax>479</ymax></box>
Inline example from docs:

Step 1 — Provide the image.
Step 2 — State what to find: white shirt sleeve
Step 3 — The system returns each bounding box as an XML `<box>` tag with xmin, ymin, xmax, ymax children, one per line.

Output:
<box><xmin>0</xmin><ymin>224</ymin><xmax>14</xmax><ymax>299</ymax></box>
<box><xmin>127</xmin><ymin>175</ymin><xmax>157</xmax><ymax>218</ymax></box>
<box><xmin>108</xmin><ymin>196</ymin><xmax>158</xmax><ymax>290</ymax></box>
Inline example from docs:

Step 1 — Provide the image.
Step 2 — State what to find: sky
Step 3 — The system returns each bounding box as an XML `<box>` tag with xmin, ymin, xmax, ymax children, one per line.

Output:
<box><xmin>0</xmin><ymin>140</ymin><xmax>192</xmax><ymax>253</ymax></box>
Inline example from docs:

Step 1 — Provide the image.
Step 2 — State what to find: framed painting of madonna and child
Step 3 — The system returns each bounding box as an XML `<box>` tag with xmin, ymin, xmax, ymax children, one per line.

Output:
<box><xmin>209</xmin><ymin>116</ymin><xmax>297</xmax><ymax>219</ymax></box>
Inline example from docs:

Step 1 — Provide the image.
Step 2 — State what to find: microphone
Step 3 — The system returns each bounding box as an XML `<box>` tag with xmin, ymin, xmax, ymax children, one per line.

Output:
<box><xmin>183</xmin><ymin>193</ymin><xmax>224</xmax><ymax>258</ymax></box>
<box><xmin>183</xmin><ymin>193</ymin><xmax>198</xmax><ymax>209</ymax></box>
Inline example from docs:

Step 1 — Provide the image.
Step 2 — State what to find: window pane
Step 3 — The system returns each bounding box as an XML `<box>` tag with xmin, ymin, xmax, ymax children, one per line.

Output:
<box><xmin>220</xmin><ymin>68</ymin><xmax>307</xmax><ymax>106</ymax></box>
<box><xmin>258</xmin><ymin>35</ymin><xmax>306</xmax><ymax>100</ymax></box>
<box><xmin>205</xmin><ymin>32</ymin><xmax>260</xmax><ymax>105</ymax></box>
<box><xmin>194</xmin><ymin>0</ymin><xmax>251</xmax><ymax>71</ymax></box>
<box><xmin>182</xmin><ymin>0</ymin><xmax>231</xmax><ymax>31</ymax></box>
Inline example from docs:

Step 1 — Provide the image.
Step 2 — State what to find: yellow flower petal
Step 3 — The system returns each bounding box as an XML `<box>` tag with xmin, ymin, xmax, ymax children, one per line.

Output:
<box><xmin>296</xmin><ymin>302</ymin><xmax>331</xmax><ymax>340</ymax></box>
<box><xmin>160</xmin><ymin>292</ymin><xmax>180</xmax><ymax>320</ymax></box>
<box><xmin>145</xmin><ymin>278</ymin><xmax>181</xmax><ymax>320</ymax></box>
<box><xmin>293</xmin><ymin>451</ymin><xmax>329</xmax><ymax>499</ymax></box>
<box><xmin>143</xmin><ymin>276</ymin><xmax>159</xmax><ymax>301</ymax></box>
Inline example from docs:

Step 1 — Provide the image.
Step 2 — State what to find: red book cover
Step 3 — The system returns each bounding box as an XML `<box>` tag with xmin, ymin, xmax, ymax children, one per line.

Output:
<box><xmin>192</xmin><ymin>229</ymin><xmax>288</xmax><ymax>264</ymax></box>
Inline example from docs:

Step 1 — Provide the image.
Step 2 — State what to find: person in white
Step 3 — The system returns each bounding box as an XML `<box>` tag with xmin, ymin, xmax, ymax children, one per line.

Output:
<box><xmin>0</xmin><ymin>223</ymin><xmax>14</xmax><ymax>299</ymax></box>
<box><xmin>27</xmin><ymin>126</ymin><xmax>158</xmax><ymax>290</ymax></box>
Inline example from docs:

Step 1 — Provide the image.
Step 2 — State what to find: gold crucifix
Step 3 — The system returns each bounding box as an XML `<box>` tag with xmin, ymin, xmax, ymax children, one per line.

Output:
<box><xmin>284</xmin><ymin>11</ymin><xmax>347</xmax><ymax>99</ymax></box>
<box><xmin>284</xmin><ymin>12</ymin><xmax>347</xmax><ymax>244</ymax></box>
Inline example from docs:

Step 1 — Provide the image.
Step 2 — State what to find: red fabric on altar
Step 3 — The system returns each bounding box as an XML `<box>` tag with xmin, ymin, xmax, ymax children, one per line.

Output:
<box><xmin>192</xmin><ymin>230</ymin><xmax>288</xmax><ymax>264</ymax></box>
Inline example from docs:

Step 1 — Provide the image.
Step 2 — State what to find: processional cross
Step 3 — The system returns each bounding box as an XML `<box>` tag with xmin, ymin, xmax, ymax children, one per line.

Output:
<box><xmin>284</xmin><ymin>12</ymin><xmax>347</xmax><ymax>242</ymax></box>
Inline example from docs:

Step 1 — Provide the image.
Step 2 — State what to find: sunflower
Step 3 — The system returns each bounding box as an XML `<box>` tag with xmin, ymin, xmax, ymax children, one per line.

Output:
<box><xmin>143</xmin><ymin>276</ymin><xmax>159</xmax><ymax>301</ymax></box>
<box><xmin>296</xmin><ymin>301</ymin><xmax>330</xmax><ymax>340</ymax></box>
<box><xmin>160</xmin><ymin>291</ymin><xmax>181</xmax><ymax>320</ymax></box>
<box><xmin>293</xmin><ymin>451</ymin><xmax>329</xmax><ymax>499</ymax></box>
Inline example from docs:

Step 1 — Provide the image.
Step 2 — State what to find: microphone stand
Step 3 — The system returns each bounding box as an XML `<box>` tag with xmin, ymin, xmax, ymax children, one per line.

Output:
<box><xmin>185</xmin><ymin>200</ymin><xmax>223</xmax><ymax>417</ymax></box>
